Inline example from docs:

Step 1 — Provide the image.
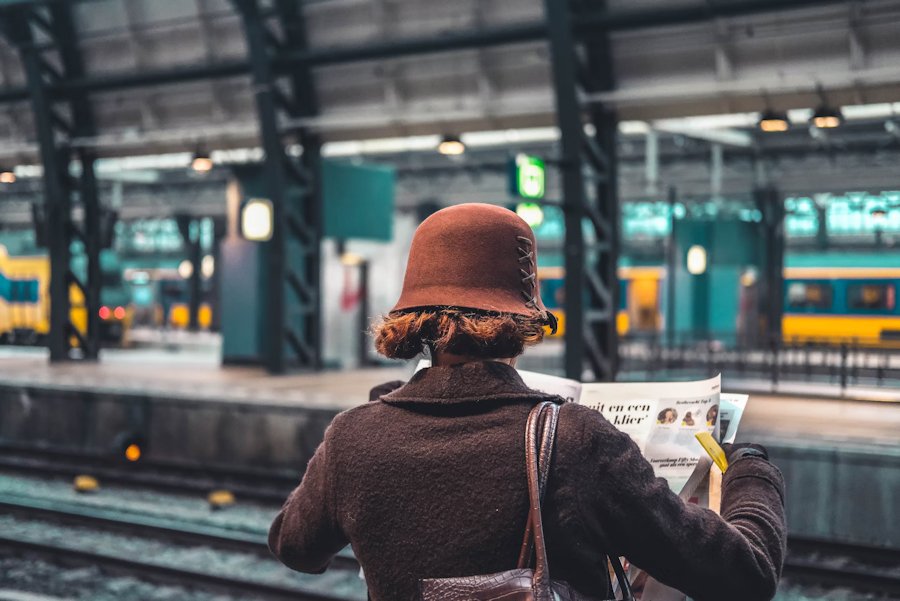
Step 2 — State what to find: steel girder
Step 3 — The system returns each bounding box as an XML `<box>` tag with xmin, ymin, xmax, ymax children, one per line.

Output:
<box><xmin>175</xmin><ymin>214</ymin><xmax>203</xmax><ymax>332</ymax></box>
<box><xmin>232</xmin><ymin>0</ymin><xmax>321</xmax><ymax>374</ymax></box>
<box><xmin>0</xmin><ymin>0</ymin><xmax>854</xmax><ymax>106</ymax></box>
<box><xmin>1</xmin><ymin>3</ymin><xmax>103</xmax><ymax>360</ymax></box>
<box><xmin>545</xmin><ymin>0</ymin><xmax>620</xmax><ymax>382</ymax></box>
<box><xmin>755</xmin><ymin>186</ymin><xmax>785</xmax><ymax>343</ymax></box>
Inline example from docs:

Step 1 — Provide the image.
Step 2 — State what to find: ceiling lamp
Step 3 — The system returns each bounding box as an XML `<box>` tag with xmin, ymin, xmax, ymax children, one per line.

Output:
<box><xmin>437</xmin><ymin>134</ymin><xmax>465</xmax><ymax>156</ymax></box>
<box><xmin>758</xmin><ymin>109</ymin><xmax>790</xmax><ymax>132</ymax></box>
<box><xmin>191</xmin><ymin>148</ymin><xmax>214</xmax><ymax>172</ymax></box>
<box><xmin>0</xmin><ymin>166</ymin><xmax>15</xmax><ymax>184</ymax></box>
<box><xmin>810</xmin><ymin>105</ymin><xmax>843</xmax><ymax>129</ymax></box>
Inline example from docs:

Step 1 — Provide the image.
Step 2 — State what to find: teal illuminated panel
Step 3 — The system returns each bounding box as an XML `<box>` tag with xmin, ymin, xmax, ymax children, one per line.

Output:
<box><xmin>785</xmin><ymin>191</ymin><xmax>900</xmax><ymax>237</ymax></box>
<box><xmin>532</xmin><ymin>205</ymin><xmax>565</xmax><ymax>241</ymax></box>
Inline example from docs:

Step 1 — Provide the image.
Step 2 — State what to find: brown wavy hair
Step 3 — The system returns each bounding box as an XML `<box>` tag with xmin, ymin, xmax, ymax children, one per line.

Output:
<box><xmin>372</xmin><ymin>309</ymin><xmax>547</xmax><ymax>360</ymax></box>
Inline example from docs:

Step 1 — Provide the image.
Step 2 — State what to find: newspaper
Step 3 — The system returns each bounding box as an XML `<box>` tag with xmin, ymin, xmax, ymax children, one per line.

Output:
<box><xmin>414</xmin><ymin>361</ymin><xmax>744</xmax><ymax>495</ymax></box>
<box><xmin>719</xmin><ymin>393</ymin><xmax>749</xmax><ymax>444</ymax></box>
<box><xmin>514</xmin><ymin>370</ymin><xmax>723</xmax><ymax>494</ymax></box>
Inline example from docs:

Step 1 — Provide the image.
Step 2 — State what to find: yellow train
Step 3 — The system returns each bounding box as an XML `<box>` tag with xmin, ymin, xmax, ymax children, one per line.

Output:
<box><xmin>782</xmin><ymin>267</ymin><xmax>900</xmax><ymax>345</ymax></box>
<box><xmin>0</xmin><ymin>248</ymin><xmax>131</xmax><ymax>346</ymax></box>
<box><xmin>538</xmin><ymin>265</ymin><xmax>900</xmax><ymax>346</ymax></box>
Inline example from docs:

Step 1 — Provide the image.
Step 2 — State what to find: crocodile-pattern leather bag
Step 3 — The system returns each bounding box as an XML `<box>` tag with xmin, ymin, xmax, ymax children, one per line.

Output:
<box><xmin>418</xmin><ymin>401</ymin><xmax>635</xmax><ymax>601</ymax></box>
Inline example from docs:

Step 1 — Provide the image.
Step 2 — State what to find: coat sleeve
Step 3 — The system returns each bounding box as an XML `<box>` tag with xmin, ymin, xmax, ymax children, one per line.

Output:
<box><xmin>268</xmin><ymin>419</ymin><xmax>349</xmax><ymax>573</ymax></box>
<box><xmin>570</xmin><ymin>408</ymin><xmax>786</xmax><ymax>601</ymax></box>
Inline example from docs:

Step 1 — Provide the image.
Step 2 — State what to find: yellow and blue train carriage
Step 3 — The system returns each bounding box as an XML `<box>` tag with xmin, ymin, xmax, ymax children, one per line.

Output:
<box><xmin>0</xmin><ymin>249</ymin><xmax>130</xmax><ymax>346</ymax></box>
<box><xmin>537</xmin><ymin>265</ymin><xmax>900</xmax><ymax>346</ymax></box>
<box><xmin>782</xmin><ymin>267</ymin><xmax>900</xmax><ymax>345</ymax></box>
<box><xmin>537</xmin><ymin>266</ymin><xmax>654</xmax><ymax>338</ymax></box>
<box><xmin>0</xmin><ymin>251</ymin><xmax>50</xmax><ymax>344</ymax></box>
<box><xmin>0</xmin><ymin>271</ymin><xmax>43</xmax><ymax>344</ymax></box>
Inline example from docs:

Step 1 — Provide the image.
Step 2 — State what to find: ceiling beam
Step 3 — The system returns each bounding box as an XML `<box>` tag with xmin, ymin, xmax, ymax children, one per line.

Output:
<box><xmin>0</xmin><ymin>0</ymin><xmax>853</xmax><ymax>104</ymax></box>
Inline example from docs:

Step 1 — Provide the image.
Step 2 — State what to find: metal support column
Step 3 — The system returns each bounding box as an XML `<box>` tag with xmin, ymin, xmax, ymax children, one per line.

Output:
<box><xmin>545</xmin><ymin>0</ymin><xmax>620</xmax><ymax>381</ymax></box>
<box><xmin>2</xmin><ymin>3</ymin><xmax>103</xmax><ymax>360</ymax></box>
<box><xmin>756</xmin><ymin>185</ymin><xmax>784</xmax><ymax>343</ymax></box>
<box><xmin>176</xmin><ymin>215</ymin><xmax>202</xmax><ymax>332</ymax></box>
<box><xmin>233</xmin><ymin>0</ymin><xmax>322</xmax><ymax>373</ymax></box>
<box><xmin>666</xmin><ymin>186</ymin><xmax>678</xmax><ymax>347</ymax></box>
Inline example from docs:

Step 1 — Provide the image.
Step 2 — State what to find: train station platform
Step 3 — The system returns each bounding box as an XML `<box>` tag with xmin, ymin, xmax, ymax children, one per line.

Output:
<box><xmin>0</xmin><ymin>346</ymin><xmax>408</xmax><ymax>412</ymax></box>
<box><xmin>1</xmin><ymin>345</ymin><xmax>899</xmax><ymax>548</ymax></box>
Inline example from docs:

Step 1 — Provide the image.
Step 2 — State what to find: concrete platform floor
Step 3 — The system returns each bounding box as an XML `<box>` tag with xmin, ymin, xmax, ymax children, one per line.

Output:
<box><xmin>0</xmin><ymin>346</ymin><xmax>409</xmax><ymax>411</ymax></box>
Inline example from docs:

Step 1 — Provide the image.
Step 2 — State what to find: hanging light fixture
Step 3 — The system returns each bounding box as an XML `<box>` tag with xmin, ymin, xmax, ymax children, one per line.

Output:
<box><xmin>437</xmin><ymin>134</ymin><xmax>465</xmax><ymax>156</ymax></box>
<box><xmin>191</xmin><ymin>147</ymin><xmax>214</xmax><ymax>172</ymax></box>
<box><xmin>808</xmin><ymin>85</ymin><xmax>843</xmax><ymax>129</ymax></box>
<box><xmin>810</xmin><ymin>105</ymin><xmax>843</xmax><ymax>129</ymax></box>
<box><xmin>758</xmin><ymin>109</ymin><xmax>790</xmax><ymax>132</ymax></box>
<box><xmin>0</xmin><ymin>165</ymin><xmax>16</xmax><ymax>184</ymax></box>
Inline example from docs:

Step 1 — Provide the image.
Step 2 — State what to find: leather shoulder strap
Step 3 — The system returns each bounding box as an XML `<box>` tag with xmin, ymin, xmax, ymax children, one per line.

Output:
<box><xmin>516</xmin><ymin>402</ymin><xmax>559</xmax><ymax>575</ymax></box>
<box><xmin>517</xmin><ymin>402</ymin><xmax>636</xmax><ymax>601</ymax></box>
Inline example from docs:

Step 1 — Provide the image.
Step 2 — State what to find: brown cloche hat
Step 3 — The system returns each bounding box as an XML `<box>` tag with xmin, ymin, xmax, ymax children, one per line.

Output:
<box><xmin>390</xmin><ymin>203</ymin><xmax>557</xmax><ymax>332</ymax></box>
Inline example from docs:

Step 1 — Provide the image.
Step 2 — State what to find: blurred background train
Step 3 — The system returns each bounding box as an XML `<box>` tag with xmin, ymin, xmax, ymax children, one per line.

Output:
<box><xmin>1</xmin><ymin>246</ymin><xmax>211</xmax><ymax>348</ymax></box>
<box><xmin>539</xmin><ymin>263</ymin><xmax>900</xmax><ymax>346</ymax></box>
<box><xmin>5</xmin><ymin>240</ymin><xmax>898</xmax><ymax>348</ymax></box>
<box><xmin>0</xmin><ymin>247</ymin><xmax>132</xmax><ymax>346</ymax></box>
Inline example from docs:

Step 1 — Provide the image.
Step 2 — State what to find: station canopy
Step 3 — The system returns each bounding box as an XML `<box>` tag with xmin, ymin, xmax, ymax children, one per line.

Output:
<box><xmin>0</xmin><ymin>0</ymin><xmax>899</xmax><ymax>160</ymax></box>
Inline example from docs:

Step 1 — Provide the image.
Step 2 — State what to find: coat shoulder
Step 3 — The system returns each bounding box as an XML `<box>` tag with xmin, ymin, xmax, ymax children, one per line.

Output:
<box><xmin>325</xmin><ymin>401</ymin><xmax>385</xmax><ymax>439</ymax></box>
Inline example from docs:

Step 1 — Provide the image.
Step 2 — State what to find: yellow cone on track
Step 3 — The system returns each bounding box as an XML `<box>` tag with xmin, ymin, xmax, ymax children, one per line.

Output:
<box><xmin>73</xmin><ymin>474</ymin><xmax>100</xmax><ymax>493</ymax></box>
<box><xmin>208</xmin><ymin>489</ymin><xmax>236</xmax><ymax>510</ymax></box>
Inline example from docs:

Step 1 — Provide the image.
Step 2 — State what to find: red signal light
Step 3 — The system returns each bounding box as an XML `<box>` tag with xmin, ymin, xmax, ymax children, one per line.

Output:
<box><xmin>114</xmin><ymin>306</ymin><xmax>125</xmax><ymax>320</ymax></box>
<box><xmin>99</xmin><ymin>306</ymin><xmax>111</xmax><ymax>319</ymax></box>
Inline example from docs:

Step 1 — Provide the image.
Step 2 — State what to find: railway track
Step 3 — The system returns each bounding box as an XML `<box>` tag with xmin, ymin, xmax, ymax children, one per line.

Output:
<box><xmin>784</xmin><ymin>536</ymin><xmax>900</xmax><ymax>594</ymax></box>
<box><xmin>0</xmin><ymin>493</ymin><xmax>359</xmax><ymax>571</ymax></box>
<box><xmin>0</xmin><ymin>536</ymin><xmax>354</xmax><ymax>601</ymax></box>
<box><xmin>0</xmin><ymin>493</ymin><xmax>362</xmax><ymax>601</ymax></box>
<box><xmin>0</xmin><ymin>446</ymin><xmax>295</xmax><ymax>504</ymax></box>
<box><xmin>3</xmin><ymin>464</ymin><xmax>898</xmax><ymax>597</ymax></box>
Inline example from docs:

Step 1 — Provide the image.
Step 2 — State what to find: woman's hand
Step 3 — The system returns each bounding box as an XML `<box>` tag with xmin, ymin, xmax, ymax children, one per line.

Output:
<box><xmin>722</xmin><ymin>442</ymin><xmax>769</xmax><ymax>464</ymax></box>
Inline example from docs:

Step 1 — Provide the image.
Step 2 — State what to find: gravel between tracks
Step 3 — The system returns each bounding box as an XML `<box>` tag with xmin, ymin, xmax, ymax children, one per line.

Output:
<box><xmin>776</xmin><ymin>580</ymin><xmax>900</xmax><ymax>601</ymax></box>
<box><xmin>0</xmin><ymin>555</ymin><xmax>262</xmax><ymax>601</ymax></box>
<box><xmin>0</xmin><ymin>514</ymin><xmax>366</xmax><ymax>600</ymax></box>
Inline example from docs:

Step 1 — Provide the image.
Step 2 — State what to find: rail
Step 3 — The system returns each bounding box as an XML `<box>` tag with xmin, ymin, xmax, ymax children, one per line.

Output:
<box><xmin>0</xmin><ymin>491</ymin><xmax>359</xmax><ymax>571</ymax></box>
<box><xmin>0</xmin><ymin>536</ymin><xmax>354</xmax><ymax>601</ymax></box>
<box><xmin>0</xmin><ymin>444</ymin><xmax>296</xmax><ymax>504</ymax></box>
<box><xmin>784</xmin><ymin>536</ymin><xmax>900</xmax><ymax>594</ymax></box>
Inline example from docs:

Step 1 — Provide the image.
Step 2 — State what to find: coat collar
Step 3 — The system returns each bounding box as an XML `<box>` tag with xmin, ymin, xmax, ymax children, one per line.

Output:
<box><xmin>379</xmin><ymin>360</ymin><xmax>562</xmax><ymax>406</ymax></box>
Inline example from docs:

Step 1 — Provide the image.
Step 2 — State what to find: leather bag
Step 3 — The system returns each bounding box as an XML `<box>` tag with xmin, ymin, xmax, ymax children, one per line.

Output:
<box><xmin>418</xmin><ymin>401</ymin><xmax>635</xmax><ymax>601</ymax></box>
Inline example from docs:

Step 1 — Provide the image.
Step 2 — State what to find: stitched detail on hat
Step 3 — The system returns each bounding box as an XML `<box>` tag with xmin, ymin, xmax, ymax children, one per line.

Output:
<box><xmin>516</xmin><ymin>236</ymin><xmax>539</xmax><ymax>309</ymax></box>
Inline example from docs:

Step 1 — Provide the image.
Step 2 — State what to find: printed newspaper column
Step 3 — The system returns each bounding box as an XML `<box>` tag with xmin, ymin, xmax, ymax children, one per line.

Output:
<box><xmin>577</xmin><ymin>375</ymin><xmax>721</xmax><ymax>493</ymax></box>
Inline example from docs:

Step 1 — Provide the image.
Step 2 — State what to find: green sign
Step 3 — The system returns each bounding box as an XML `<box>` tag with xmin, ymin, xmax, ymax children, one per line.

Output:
<box><xmin>323</xmin><ymin>160</ymin><xmax>395</xmax><ymax>241</ymax></box>
<box><xmin>510</xmin><ymin>154</ymin><xmax>546</xmax><ymax>200</ymax></box>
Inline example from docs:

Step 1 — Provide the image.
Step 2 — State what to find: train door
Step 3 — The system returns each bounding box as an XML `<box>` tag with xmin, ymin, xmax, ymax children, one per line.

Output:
<box><xmin>627</xmin><ymin>274</ymin><xmax>661</xmax><ymax>334</ymax></box>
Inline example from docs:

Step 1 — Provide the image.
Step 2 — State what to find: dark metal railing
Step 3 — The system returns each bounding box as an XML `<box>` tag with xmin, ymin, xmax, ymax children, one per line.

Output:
<box><xmin>617</xmin><ymin>332</ymin><xmax>900</xmax><ymax>390</ymax></box>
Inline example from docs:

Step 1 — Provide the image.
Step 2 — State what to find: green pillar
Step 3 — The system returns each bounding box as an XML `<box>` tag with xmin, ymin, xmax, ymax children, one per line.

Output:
<box><xmin>673</xmin><ymin>218</ymin><xmax>764</xmax><ymax>344</ymax></box>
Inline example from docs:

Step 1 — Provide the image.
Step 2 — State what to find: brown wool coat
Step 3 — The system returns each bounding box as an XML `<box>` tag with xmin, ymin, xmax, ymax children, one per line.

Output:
<box><xmin>269</xmin><ymin>361</ymin><xmax>787</xmax><ymax>601</ymax></box>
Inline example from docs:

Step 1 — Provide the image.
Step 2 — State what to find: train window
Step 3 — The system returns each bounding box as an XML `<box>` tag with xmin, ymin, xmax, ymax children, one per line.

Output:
<box><xmin>787</xmin><ymin>282</ymin><xmax>832</xmax><ymax>310</ymax></box>
<box><xmin>847</xmin><ymin>284</ymin><xmax>896</xmax><ymax>311</ymax></box>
